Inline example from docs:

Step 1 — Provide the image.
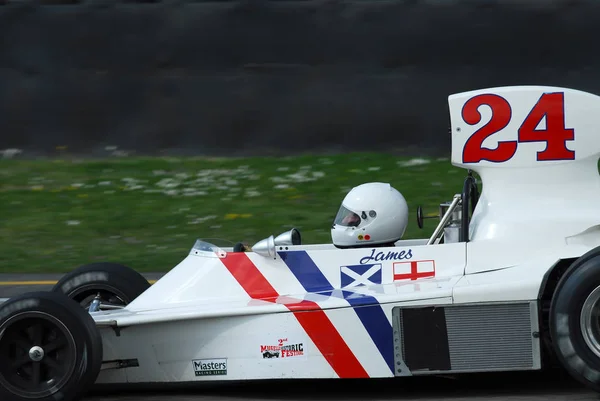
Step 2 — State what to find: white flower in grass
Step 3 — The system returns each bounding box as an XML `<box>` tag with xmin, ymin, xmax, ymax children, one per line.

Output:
<box><xmin>245</xmin><ymin>190</ymin><xmax>261</xmax><ymax>197</ymax></box>
<box><xmin>288</xmin><ymin>173</ymin><xmax>308</xmax><ymax>182</ymax></box>
<box><xmin>277</xmin><ymin>167</ymin><xmax>290</xmax><ymax>172</ymax></box>
<box><xmin>164</xmin><ymin>189</ymin><xmax>179</xmax><ymax>196</ymax></box>
<box><xmin>71</xmin><ymin>183</ymin><xmax>84</xmax><ymax>188</ymax></box>
<box><xmin>98</xmin><ymin>181</ymin><xmax>111</xmax><ymax>186</ymax></box>
<box><xmin>126</xmin><ymin>185</ymin><xmax>145</xmax><ymax>191</ymax></box>
<box><xmin>312</xmin><ymin>171</ymin><xmax>326</xmax><ymax>178</ymax></box>
<box><xmin>66</xmin><ymin>220</ymin><xmax>80</xmax><ymax>226</ymax></box>
<box><xmin>188</xmin><ymin>215</ymin><xmax>217</xmax><ymax>225</ymax></box>
<box><xmin>397</xmin><ymin>158</ymin><xmax>431</xmax><ymax>167</ymax></box>
<box><xmin>367</xmin><ymin>167</ymin><xmax>381</xmax><ymax>171</ymax></box>
<box><xmin>224</xmin><ymin>179</ymin><xmax>238</xmax><ymax>186</ymax></box>
<box><xmin>275</xmin><ymin>184</ymin><xmax>289</xmax><ymax>189</ymax></box>
<box><xmin>156</xmin><ymin>178</ymin><xmax>180</xmax><ymax>189</ymax></box>
<box><xmin>1</xmin><ymin>148</ymin><xmax>23</xmax><ymax>159</ymax></box>
<box><xmin>183</xmin><ymin>191</ymin><xmax>208</xmax><ymax>197</ymax></box>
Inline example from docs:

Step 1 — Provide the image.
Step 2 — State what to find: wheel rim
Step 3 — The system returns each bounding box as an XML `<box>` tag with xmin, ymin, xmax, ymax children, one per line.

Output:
<box><xmin>580</xmin><ymin>285</ymin><xmax>600</xmax><ymax>359</ymax></box>
<box><xmin>0</xmin><ymin>312</ymin><xmax>77</xmax><ymax>398</ymax></box>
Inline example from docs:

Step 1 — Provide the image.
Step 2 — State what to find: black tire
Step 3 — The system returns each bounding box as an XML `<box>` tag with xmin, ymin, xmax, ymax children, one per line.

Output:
<box><xmin>550</xmin><ymin>248</ymin><xmax>600</xmax><ymax>392</ymax></box>
<box><xmin>0</xmin><ymin>291</ymin><xmax>103</xmax><ymax>401</ymax></box>
<box><xmin>52</xmin><ymin>262</ymin><xmax>151</xmax><ymax>309</ymax></box>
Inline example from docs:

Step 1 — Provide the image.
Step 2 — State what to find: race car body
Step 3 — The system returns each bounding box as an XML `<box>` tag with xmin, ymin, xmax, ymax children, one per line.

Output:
<box><xmin>4</xmin><ymin>85</ymin><xmax>600</xmax><ymax>401</ymax></box>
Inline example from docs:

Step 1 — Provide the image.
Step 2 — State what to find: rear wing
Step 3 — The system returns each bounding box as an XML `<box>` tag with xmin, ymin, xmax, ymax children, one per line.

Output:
<box><xmin>449</xmin><ymin>86</ymin><xmax>600</xmax><ymax>170</ymax></box>
<box><xmin>446</xmin><ymin>86</ymin><xmax>600</xmax><ymax>243</ymax></box>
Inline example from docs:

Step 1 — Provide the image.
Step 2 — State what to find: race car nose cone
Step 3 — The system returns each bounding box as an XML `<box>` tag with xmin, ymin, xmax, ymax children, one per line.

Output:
<box><xmin>29</xmin><ymin>346</ymin><xmax>45</xmax><ymax>362</ymax></box>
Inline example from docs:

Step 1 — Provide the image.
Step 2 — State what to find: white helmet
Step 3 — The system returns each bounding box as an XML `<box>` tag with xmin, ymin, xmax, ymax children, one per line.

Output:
<box><xmin>331</xmin><ymin>182</ymin><xmax>409</xmax><ymax>248</ymax></box>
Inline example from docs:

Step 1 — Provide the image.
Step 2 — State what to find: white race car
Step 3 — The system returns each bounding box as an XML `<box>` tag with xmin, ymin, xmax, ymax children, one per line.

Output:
<box><xmin>3</xmin><ymin>85</ymin><xmax>600</xmax><ymax>401</ymax></box>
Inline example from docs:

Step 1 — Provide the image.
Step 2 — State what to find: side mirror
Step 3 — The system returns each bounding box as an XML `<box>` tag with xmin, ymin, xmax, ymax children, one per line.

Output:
<box><xmin>274</xmin><ymin>228</ymin><xmax>302</xmax><ymax>246</ymax></box>
<box><xmin>251</xmin><ymin>235</ymin><xmax>276</xmax><ymax>259</ymax></box>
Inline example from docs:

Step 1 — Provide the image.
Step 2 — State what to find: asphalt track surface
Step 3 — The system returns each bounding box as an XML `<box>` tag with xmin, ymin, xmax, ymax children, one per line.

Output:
<box><xmin>1</xmin><ymin>274</ymin><xmax>599</xmax><ymax>401</ymax></box>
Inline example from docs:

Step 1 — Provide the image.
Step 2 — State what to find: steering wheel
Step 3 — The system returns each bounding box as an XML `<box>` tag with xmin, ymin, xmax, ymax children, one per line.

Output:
<box><xmin>459</xmin><ymin>171</ymin><xmax>480</xmax><ymax>243</ymax></box>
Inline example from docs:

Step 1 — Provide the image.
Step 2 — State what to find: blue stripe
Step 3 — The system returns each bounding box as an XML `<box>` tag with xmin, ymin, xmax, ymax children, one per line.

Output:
<box><xmin>349</xmin><ymin>302</ymin><xmax>395</xmax><ymax>373</ymax></box>
<box><xmin>278</xmin><ymin>250</ymin><xmax>394</xmax><ymax>373</ymax></box>
<box><xmin>278</xmin><ymin>250</ymin><xmax>333</xmax><ymax>292</ymax></box>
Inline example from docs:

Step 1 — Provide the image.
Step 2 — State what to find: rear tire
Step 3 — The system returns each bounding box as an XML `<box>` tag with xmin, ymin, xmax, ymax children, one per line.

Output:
<box><xmin>52</xmin><ymin>262</ymin><xmax>151</xmax><ymax>309</ymax></box>
<box><xmin>550</xmin><ymin>250</ymin><xmax>600</xmax><ymax>392</ymax></box>
<box><xmin>0</xmin><ymin>291</ymin><xmax>103</xmax><ymax>401</ymax></box>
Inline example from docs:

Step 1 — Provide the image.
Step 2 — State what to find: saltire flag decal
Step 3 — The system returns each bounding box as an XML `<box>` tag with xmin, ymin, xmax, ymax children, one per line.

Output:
<box><xmin>220</xmin><ymin>252</ymin><xmax>369</xmax><ymax>378</ymax></box>
<box><xmin>340</xmin><ymin>263</ymin><xmax>382</xmax><ymax>288</ymax></box>
<box><xmin>278</xmin><ymin>250</ymin><xmax>395</xmax><ymax>374</ymax></box>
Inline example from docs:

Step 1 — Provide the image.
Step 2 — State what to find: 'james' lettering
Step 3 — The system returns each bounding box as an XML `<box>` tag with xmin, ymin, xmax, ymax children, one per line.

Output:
<box><xmin>360</xmin><ymin>249</ymin><xmax>413</xmax><ymax>265</ymax></box>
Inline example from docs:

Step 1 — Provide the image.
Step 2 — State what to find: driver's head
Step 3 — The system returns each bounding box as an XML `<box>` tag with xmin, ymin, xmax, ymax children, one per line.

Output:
<box><xmin>331</xmin><ymin>182</ymin><xmax>409</xmax><ymax>248</ymax></box>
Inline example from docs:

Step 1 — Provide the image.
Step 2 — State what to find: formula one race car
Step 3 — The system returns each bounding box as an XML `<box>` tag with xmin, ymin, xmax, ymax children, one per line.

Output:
<box><xmin>4</xmin><ymin>85</ymin><xmax>600</xmax><ymax>401</ymax></box>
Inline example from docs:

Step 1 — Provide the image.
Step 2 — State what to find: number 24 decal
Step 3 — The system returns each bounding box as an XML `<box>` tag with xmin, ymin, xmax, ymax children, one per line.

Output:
<box><xmin>461</xmin><ymin>92</ymin><xmax>575</xmax><ymax>163</ymax></box>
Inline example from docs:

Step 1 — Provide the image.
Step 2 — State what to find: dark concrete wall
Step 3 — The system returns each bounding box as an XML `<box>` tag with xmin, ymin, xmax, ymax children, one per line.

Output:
<box><xmin>1</xmin><ymin>0</ymin><xmax>600</xmax><ymax>156</ymax></box>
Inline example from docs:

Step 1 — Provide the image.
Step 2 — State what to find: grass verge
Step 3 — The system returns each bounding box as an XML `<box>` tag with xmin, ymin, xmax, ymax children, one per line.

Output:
<box><xmin>0</xmin><ymin>152</ymin><xmax>469</xmax><ymax>273</ymax></box>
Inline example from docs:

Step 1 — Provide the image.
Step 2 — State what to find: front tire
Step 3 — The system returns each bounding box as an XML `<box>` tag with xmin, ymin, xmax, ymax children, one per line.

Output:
<box><xmin>0</xmin><ymin>291</ymin><xmax>103</xmax><ymax>401</ymax></box>
<box><xmin>550</xmin><ymin>250</ymin><xmax>600</xmax><ymax>392</ymax></box>
<box><xmin>52</xmin><ymin>262</ymin><xmax>151</xmax><ymax>310</ymax></box>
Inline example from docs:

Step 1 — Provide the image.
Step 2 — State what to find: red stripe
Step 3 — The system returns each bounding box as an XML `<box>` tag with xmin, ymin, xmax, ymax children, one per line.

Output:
<box><xmin>291</xmin><ymin>308</ymin><xmax>368</xmax><ymax>378</ymax></box>
<box><xmin>221</xmin><ymin>253</ymin><xmax>369</xmax><ymax>378</ymax></box>
<box><xmin>222</xmin><ymin>252</ymin><xmax>279</xmax><ymax>300</ymax></box>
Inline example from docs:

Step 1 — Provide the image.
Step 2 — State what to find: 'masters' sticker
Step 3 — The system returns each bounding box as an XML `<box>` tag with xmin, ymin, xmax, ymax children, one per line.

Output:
<box><xmin>192</xmin><ymin>358</ymin><xmax>227</xmax><ymax>376</ymax></box>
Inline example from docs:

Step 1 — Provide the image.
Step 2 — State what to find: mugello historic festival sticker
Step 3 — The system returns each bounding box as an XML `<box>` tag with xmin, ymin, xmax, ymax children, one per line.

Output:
<box><xmin>192</xmin><ymin>358</ymin><xmax>228</xmax><ymax>376</ymax></box>
<box><xmin>260</xmin><ymin>338</ymin><xmax>305</xmax><ymax>359</ymax></box>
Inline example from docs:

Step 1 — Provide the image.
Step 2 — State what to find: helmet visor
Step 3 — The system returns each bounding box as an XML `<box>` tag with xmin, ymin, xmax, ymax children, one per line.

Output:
<box><xmin>334</xmin><ymin>206</ymin><xmax>361</xmax><ymax>227</ymax></box>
